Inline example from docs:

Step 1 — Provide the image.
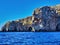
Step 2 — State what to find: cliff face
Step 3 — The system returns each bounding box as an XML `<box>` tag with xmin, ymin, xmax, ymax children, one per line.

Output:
<box><xmin>2</xmin><ymin>16</ymin><xmax>33</xmax><ymax>32</ymax></box>
<box><xmin>32</xmin><ymin>5</ymin><xmax>60</xmax><ymax>31</ymax></box>
<box><xmin>1</xmin><ymin>4</ymin><xmax>60</xmax><ymax>32</ymax></box>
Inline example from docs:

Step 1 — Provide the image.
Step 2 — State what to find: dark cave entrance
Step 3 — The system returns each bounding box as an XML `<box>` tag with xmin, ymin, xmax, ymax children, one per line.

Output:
<box><xmin>56</xmin><ymin>23</ymin><xmax>60</xmax><ymax>31</ymax></box>
<box><xmin>28</xmin><ymin>27</ymin><xmax>32</xmax><ymax>31</ymax></box>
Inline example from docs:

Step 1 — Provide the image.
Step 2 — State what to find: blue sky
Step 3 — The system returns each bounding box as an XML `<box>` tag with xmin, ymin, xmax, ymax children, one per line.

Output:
<box><xmin>0</xmin><ymin>0</ymin><xmax>60</xmax><ymax>29</ymax></box>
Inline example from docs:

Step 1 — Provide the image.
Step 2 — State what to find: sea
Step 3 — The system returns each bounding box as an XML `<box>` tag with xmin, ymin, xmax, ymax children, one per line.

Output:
<box><xmin>0</xmin><ymin>32</ymin><xmax>60</xmax><ymax>45</ymax></box>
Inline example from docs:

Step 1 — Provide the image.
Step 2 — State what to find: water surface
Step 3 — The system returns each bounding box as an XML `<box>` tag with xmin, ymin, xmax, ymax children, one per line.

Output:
<box><xmin>0</xmin><ymin>32</ymin><xmax>60</xmax><ymax>45</ymax></box>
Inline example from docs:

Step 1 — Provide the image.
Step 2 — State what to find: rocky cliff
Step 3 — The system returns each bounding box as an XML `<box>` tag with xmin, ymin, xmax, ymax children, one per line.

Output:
<box><xmin>1</xmin><ymin>16</ymin><xmax>33</xmax><ymax>32</ymax></box>
<box><xmin>1</xmin><ymin>4</ymin><xmax>60</xmax><ymax>32</ymax></box>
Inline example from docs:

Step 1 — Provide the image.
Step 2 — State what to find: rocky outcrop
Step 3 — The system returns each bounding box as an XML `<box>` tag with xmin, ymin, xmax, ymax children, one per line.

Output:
<box><xmin>1</xmin><ymin>4</ymin><xmax>60</xmax><ymax>32</ymax></box>
<box><xmin>32</xmin><ymin>5</ymin><xmax>60</xmax><ymax>31</ymax></box>
<box><xmin>1</xmin><ymin>16</ymin><xmax>33</xmax><ymax>32</ymax></box>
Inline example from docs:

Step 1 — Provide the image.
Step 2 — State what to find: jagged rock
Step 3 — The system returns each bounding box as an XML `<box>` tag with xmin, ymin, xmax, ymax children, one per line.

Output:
<box><xmin>1</xmin><ymin>5</ymin><xmax>60</xmax><ymax>32</ymax></box>
<box><xmin>32</xmin><ymin>6</ymin><xmax>60</xmax><ymax>31</ymax></box>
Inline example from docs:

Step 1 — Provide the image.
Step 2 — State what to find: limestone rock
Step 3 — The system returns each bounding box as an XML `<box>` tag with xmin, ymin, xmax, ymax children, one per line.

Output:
<box><xmin>1</xmin><ymin>5</ymin><xmax>60</xmax><ymax>32</ymax></box>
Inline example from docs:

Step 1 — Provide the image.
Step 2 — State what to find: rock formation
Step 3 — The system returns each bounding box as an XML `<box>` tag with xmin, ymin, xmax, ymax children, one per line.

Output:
<box><xmin>1</xmin><ymin>16</ymin><xmax>33</xmax><ymax>32</ymax></box>
<box><xmin>1</xmin><ymin>4</ymin><xmax>60</xmax><ymax>32</ymax></box>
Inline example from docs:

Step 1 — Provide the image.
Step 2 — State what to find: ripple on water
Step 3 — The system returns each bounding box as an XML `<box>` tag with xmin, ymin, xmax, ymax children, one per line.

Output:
<box><xmin>0</xmin><ymin>32</ymin><xmax>60</xmax><ymax>45</ymax></box>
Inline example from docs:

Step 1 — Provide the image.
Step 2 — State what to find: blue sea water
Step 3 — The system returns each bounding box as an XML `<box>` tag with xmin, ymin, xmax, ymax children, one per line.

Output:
<box><xmin>0</xmin><ymin>32</ymin><xmax>60</xmax><ymax>45</ymax></box>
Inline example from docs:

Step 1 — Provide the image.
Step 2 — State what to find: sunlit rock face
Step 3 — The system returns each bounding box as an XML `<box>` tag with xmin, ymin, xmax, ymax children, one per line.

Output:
<box><xmin>32</xmin><ymin>6</ymin><xmax>59</xmax><ymax>31</ymax></box>
<box><xmin>1</xmin><ymin>22</ymin><xmax>10</xmax><ymax>31</ymax></box>
<box><xmin>52</xmin><ymin>4</ymin><xmax>60</xmax><ymax>15</ymax></box>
